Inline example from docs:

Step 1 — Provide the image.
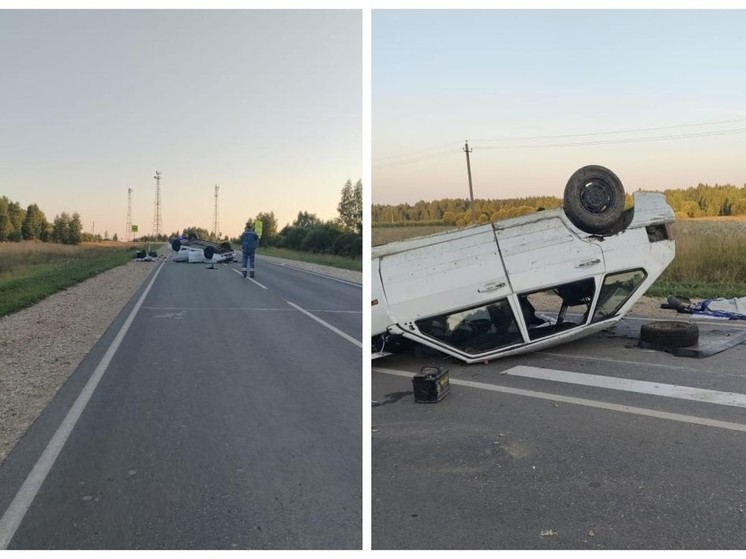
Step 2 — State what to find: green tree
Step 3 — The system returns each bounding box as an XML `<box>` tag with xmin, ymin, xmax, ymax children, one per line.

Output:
<box><xmin>68</xmin><ymin>212</ymin><xmax>83</xmax><ymax>244</ymax></box>
<box><xmin>293</xmin><ymin>211</ymin><xmax>320</xmax><ymax>228</ymax></box>
<box><xmin>254</xmin><ymin>211</ymin><xmax>278</xmax><ymax>240</ymax></box>
<box><xmin>52</xmin><ymin>213</ymin><xmax>71</xmax><ymax>243</ymax></box>
<box><xmin>6</xmin><ymin>201</ymin><xmax>24</xmax><ymax>241</ymax></box>
<box><xmin>337</xmin><ymin>179</ymin><xmax>362</xmax><ymax>233</ymax></box>
<box><xmin>182</xmin><ymin>226</ymin><xmax>211</xmax><ymax>240</ymax></box>
<box><xmin>21</xmin><ymin>204</ymin><xmax>48</xmax><ymax>240</ymax></box>
<box><xmin>0</xmin><ymin>196</ymin><xmax>10</xmax><ymax>241</ymax></box>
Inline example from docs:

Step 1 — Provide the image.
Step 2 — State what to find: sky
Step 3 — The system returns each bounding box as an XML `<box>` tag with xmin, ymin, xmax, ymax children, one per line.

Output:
<box><xmin>0</xmin><ymin>9</ymin><xmax>361</xmax><ymax>240</ymax></box>
<box><xmin>372</xmin><ymin>9</ymin><xmax>746</xmax><ymax>206</ymax></box>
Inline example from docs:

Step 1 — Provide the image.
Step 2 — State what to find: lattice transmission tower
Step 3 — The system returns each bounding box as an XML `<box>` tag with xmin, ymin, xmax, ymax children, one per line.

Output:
<box><xmin>152</xmin><ymin>171</ymin><xmax>162</xmax><ymax>238</ymax></box>
<box><xmin>125</xmin><ymin>188</ymin><xmax>133</xmax><ymax>241</ymax></box>
<box><xmin>212</xmin><ymin>184</ymin><xmax>220</xmax><ymax>239</ymax></box>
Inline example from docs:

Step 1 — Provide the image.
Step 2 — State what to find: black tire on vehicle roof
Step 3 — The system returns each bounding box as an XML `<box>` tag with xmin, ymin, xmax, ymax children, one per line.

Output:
<box><xmin>640</xmin><ymin>320</ymin><xmax>699</xmax><ymax>348</ymax></box>
<box><xmin>563</xmin><ymin>165</ymin><xmax>626</xmax><ymax>235</ymax></box>
<box><xmin>171</xmin><ymin>238</ymin><xmax>182</xmax><ymax>251</ymax></box>
<box><xmin>203</xmin><ymin>245</ymin><xmax>216</xmax><ymax>260</ymax></box>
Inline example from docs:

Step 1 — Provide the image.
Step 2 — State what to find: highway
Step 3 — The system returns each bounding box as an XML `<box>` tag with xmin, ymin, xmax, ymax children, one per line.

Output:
<box><xmin>0</xmin><ymin>255</ymin><xmax>362</xmax><ymax>550</ymax></box>
<box><xmin>372</xmin><ymin>317</ymin><xmax>746</xmax><ymax>549</ymax></box>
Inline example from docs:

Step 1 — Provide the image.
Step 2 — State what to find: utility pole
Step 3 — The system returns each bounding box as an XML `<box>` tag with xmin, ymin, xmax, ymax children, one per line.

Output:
<box><xmin>126</xmin><ymin>188</ymin><xmax>133</xmax><ymax>242</ymax></box>
<box><xmin>464</xmin><ymin>141</ymin><xmax>476</xmax><ymax>223</ymax></box>
<box><xmin>212</xmin><ymin>184</ymin><xmax>220</xmax><ymax>239</ymax></box>
<box><xmin>152</xmin><ymin>171</ymin><xmax>162</xmax><ymax>238</ymax></box>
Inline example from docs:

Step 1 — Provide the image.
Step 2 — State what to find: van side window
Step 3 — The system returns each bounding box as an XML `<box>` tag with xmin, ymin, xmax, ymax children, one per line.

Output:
<box><xmin>520</xmin><ymin>278</ymin><xmax>595</xmax><ymax>340</ymax></box>
<box><xmin>415</xmin><ymin>299</ymin><xmax>523</xmax><ymax>355</ymax></box>
<box><xmin>592</xmin><ymin>270</ymin><xmax>647</xmax><ymax>322</ymax></box>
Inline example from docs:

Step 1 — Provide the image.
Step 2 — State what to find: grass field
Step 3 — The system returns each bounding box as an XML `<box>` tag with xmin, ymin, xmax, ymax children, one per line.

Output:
<box><xmin>0</xmin><ymin>241</ymin><xmax>152</xmax><ymax>317</ymax></box>
<box><xmin>372</xmin><ymin>218</ymin><xmax>746</xmax><ymax>300</ymax></box>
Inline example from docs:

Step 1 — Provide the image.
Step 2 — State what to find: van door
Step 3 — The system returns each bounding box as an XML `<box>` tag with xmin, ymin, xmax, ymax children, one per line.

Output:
<box><xmin>379</xmin><ymin>224</ymin><xmax>510</xmax><ymax>328</ymax></box>
<box><xmin>495</xmin><ymin>214</ymin><xmax>604</xmax><ymax>294</ymax></box>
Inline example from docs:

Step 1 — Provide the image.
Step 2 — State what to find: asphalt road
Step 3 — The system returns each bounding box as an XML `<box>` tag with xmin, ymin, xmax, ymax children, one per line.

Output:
<box><xmin>0</xmin><ymin>256</ymin><xmax>362</xmax><ymax>550</ymax></box>
<box><xmin>372</xmin><ymin>316</ymin><xmax>746</xmax><ymax>550</ymax></box>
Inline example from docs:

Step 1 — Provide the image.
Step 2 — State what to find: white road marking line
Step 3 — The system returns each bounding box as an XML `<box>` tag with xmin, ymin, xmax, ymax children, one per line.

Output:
<box><xmin>373</xmin><ymin>367</ymin><xmax>746</xmax><ymax>434</ymax></box>
<box><xmin>264</xmin><ymin>260</ymin><xmax>361</xmax><ymax>287</ymax></box>
<box><xmin>231</xmin><ymin>268</ymin><xmax>267</xmax><ymax>289</ymax></box>
<box><xmin>142</xmin><ymin>306</ymin><xmax>293</xmax><ymax>312</ymax></box>
<box><xmin>505</xmin><ymin>366</ymin><xmax>746</xmax><ymax>408</ymax></box>
<box><xmin>286</xmin><ymin>301</ymin><xmax>362</xmax><ymax>348</ymax></box>
<box><xmin>0</xmin><ymin>261</ymin><xmax>166</xmax><ymax>550</ymax></box>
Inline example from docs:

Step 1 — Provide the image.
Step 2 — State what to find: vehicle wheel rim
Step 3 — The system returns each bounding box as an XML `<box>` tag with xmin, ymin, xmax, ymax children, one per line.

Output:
<box><xmin>580</xmin><ymin>178</ymin><xmax>616</xmax><ymax>213</ymax></box>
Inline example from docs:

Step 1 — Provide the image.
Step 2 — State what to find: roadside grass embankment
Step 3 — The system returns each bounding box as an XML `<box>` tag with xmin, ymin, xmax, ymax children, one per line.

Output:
<box><xmin>373</xmin><ymin>219</ymin><xmax>746</xmax><ymax>301</ymax></box>
<box><xmin>0</xmin><ymin>242</ymin><xmax>150</xmax><ymax>317</ymax></box>
<box><xmin>258</xmin><ymin>246</ymin><xmax>362</xmax><ymax>272</ymax></box>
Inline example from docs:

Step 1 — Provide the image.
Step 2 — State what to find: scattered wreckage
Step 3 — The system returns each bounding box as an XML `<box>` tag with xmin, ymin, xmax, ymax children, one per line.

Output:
<box><xmin>372</xmin><ymin>165</ymin><xmax>677</xmax><ymax>363</ymax></box>
<box><xmin>171</xmin><ymin>236</ymin><xmax>236</xmax><ymax>264</ymax></box>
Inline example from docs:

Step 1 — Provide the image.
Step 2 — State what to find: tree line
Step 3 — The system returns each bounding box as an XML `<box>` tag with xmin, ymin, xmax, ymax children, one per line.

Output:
<box><xmin>372</xmin><ymin>182</ymin><xmax>746</xmax><ymax>226</ymax></box>
<box><xmin>1</xmin><ymin>179</ymin><xmax>362</xmax><ymax>255</ymax></box>
<box><xmin>138</xmin><ymin>179</ymin><xmax>363</xmax><ymax>258</ymax></box>
<box><xmin>0</xmin><ymin>196</ymin><xmax>92</xmax><ymax>244</ymax></box>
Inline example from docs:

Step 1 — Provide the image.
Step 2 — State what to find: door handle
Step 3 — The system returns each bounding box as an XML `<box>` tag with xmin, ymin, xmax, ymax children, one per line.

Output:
<box><xmin>478</xmin><ymin>281</ymin><xmax>507</xmax><ymax>293</ymax></box>
<box><xmin>576</xmin><ymin>258</ymin><xmax>601</xmax><ymax>268</ymax></box>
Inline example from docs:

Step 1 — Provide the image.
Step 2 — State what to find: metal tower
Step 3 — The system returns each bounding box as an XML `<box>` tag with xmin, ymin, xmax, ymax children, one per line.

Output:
<box><xmin>212</xmin><ymin>184</ymin><xmax>220</xmax><ymax>239</ymax></box>
<box><xmin>125</xmin><ymin>188</ymin><xmax>133</xmax><ymax>242</ymax></box>
<box><xmin>152</xmin><ymin>171</ymin><xmax>162</xmax><ymax>238</ymax></box>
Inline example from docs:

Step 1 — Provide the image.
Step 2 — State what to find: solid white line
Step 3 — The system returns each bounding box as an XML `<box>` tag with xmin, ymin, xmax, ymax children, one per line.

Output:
<box><xmin>0</xmin><ymin>261</ymin><xmax>166</xmax><ymax>550</ymax></box>
<box><xmin>286</xmin><ymin>301</ymin><xmax>362</xmax><ymax>348</ymax></box>
<box><xmin>142</xmin><ymin>306</ymin><xmax>293</xmax><ymax>312</ymax></box>
<box><xmin>373</xmin><ymin>367</ymin><xmax>746</xmax><ymax>434</ymax></box>
<box><xmin>231</xmin><ymin>268</ymin><xmax>268</xmax><ymax>289</ymax></box>
<box><xmin>506</xmin><ymin>365</ymin><xmax>746</xmax><ymax>408</ymax></box>
<box><xmin>264</xmin><ymin>260</ymin><xmax>362</xmax><ymax>287</ymax></box>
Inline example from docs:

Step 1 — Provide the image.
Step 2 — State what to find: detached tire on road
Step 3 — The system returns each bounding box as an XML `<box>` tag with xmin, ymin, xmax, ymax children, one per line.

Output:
<box><xmin>564</xmin><ymin>165</ymin><xmax>626</xmax><ymax>235</ymax></box>
<box><xmin>640</xmin><ymin>320</ymin><xmax>699</xmax><ymax>348</ymax></box>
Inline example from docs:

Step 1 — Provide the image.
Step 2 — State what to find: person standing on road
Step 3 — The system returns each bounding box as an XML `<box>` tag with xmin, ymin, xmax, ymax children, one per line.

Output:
<box><xmin>241</xmin><ymin>221</ymin><xmax>259</xmax><ymax>278</ymax></box>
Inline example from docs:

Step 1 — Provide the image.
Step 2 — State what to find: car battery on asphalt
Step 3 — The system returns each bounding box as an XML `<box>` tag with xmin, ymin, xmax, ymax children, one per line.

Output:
<box><xmin>413</xmin><ymin>366</ymin><xmax>450</xmax><ymax>403</ymax></box>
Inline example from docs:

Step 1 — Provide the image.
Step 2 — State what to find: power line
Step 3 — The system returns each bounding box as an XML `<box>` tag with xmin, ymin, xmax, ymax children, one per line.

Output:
<box><xmin>374</xmin><ymin>118</ymin><xmax>746</xmax><ymax>169</ymax></box>
<box><xmin>475</xmin><ymin>127</ymin><xmax>746</xmax><ymax>150</ymax></box>
<box><xmin>374</xmin><ymin>141</ymin><xmax>463</xmax><ymax>163</ymax></box>
<box><xmin>471</xmin><ymin>117</ymin><xmax>746</xmax><ymax>143</ymax></box>
<box><xmin>373</xmin><ymin>147</ymin><xmax>461</xmax><ymax>169</ymax></box>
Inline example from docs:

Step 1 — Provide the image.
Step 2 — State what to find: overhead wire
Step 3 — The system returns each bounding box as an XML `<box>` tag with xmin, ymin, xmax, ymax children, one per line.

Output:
<box><xmin>373</xmin><ymin>118</ymin><xmax>746</xmax><ymax>168</ymax></box>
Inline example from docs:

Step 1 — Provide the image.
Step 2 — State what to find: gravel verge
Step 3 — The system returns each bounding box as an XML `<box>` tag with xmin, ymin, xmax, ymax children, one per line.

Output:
<box><xmin>0</xmin><ymin>256</ymin><xmax>360</xmax><ymax>465</ymax></box>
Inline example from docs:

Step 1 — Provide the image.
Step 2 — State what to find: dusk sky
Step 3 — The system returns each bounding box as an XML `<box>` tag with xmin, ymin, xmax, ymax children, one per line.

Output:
<box><xmin>372</xmin><ymin>9</ymin><xmax>746</xmax><ymax>205</ymax></box>
<box><xmin>0</xmin><ymin>9</ymin><xmax>361</xmax><ymax>240</ymax></box>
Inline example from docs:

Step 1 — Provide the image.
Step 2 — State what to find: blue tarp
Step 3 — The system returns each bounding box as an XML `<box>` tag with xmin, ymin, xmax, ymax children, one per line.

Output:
<box><xmin>691</xmin><ymin>298</ymin><xmax>746</xmax><ymax>320</ymax></box>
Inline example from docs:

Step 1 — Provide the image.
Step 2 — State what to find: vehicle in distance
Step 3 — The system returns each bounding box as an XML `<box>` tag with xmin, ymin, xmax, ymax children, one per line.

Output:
<box><xmin>171</xmin><ymin>236</ymin><xmax>236</xmax><ymax>264</ymax></box>
<box><xmin>371</xmin><ymin>165</ymin><xmax>676</xmax><ymax>363</ymax></box>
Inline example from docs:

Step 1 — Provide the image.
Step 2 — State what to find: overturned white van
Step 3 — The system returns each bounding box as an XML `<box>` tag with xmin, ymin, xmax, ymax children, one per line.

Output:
<box><xmin>372</xmin><ymin>165</ymin><xmax>676</xmax><ymax>363</ymax></box>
